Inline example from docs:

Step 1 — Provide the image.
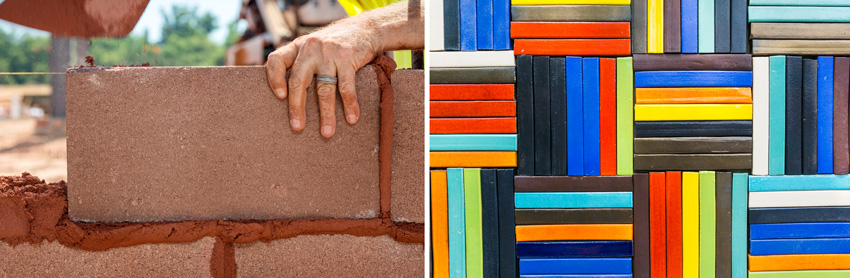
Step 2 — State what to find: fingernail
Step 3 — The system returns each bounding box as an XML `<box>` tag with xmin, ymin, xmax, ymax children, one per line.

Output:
<box><xmin>322</xmin><ymin>125</ymin><xmax>333</xmax><ymax>136</ymax></box>
<box><xmin>291</xmin><ymin>119</ymin><xmax>301</xmax><ymax>129</ymax></box>
<box><xmin>347</xmin><ymin>114</ymin><xmax>356</xmax><ymax>123</ymax></box>
<box><xmin>276</xmin><ymin>89</ymin><xmax>286</xmax><ymax>98</ymax></box>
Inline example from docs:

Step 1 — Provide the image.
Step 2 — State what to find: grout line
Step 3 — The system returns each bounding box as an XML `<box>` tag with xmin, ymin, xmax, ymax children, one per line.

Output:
<box><xmin>374</xmin><ymin>55</ymin><xmax>397</xmax><ymax>219</ymax></box>
<box><xmin>210</xmin><ymin>237</ymin><xmax>237</xmax><ymax>278</ymax></box>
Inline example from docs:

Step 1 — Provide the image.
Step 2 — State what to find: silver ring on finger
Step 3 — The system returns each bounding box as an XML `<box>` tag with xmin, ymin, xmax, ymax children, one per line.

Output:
<box><xmin>316</xmin><ymin>75</ymin><xmax>338</xmax><ymax>84</ymax></box>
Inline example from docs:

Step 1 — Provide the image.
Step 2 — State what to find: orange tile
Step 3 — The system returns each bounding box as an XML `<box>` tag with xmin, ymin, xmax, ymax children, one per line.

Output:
<box><xmin>515</xmin><ymin>224</ymin><xmax>633</xmax><ymax>241</ymax></box>
<box><xmin>429</xmin><ymin>151</ymin><xmax>517</xmax><ymax>167</ymax></box>
<box><xmin>749</xmin><ymin>254</ymin><xmax>850</xmax><ymax>271</ymax></box>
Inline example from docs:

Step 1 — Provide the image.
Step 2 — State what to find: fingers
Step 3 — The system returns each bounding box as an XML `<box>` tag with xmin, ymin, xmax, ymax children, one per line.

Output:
<box><xmin>316</xmin><ymin>63</ymin><xmax>338</xmax><ymax>138</ymax></box>
<box><xmin>273</xmin><ymin>36</ymin><xmax>360</xmax><ymax>137</ymax></box>
<box><xmin>287</xmin><ymin>44</ymin><xmax>320</xmax><ymax>132</ymax></box>
<box><xmin>336</xmin><ymin>65</ymin><xmax>360</xmax><ymax>125</ymax></box>
<box><xmin>266</xmin><ymin>43</ymin><xmax>297</xmax><ymax>99</ymax></box>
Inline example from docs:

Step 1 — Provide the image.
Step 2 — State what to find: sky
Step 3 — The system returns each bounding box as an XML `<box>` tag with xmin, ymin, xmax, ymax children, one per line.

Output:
<box><xmin>0</xmin><ymin>0</ymin><xmax>242</xmax><ymax>44</ymax></box>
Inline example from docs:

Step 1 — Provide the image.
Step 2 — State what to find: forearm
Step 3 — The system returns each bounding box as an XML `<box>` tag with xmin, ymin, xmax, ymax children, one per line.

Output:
<box><xmin>334</xmin><ymin>0</ymin><xmax>425</xmax><ymax>53</ymax></box>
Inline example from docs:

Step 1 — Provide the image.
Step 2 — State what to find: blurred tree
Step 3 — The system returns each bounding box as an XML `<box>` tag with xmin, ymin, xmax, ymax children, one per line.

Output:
<box><xmin>160</xmin><ymin>5</ymin><xmax>218</xmax><ymax>41</ymax></box>
<box><xmin>155</xmin><ymin>5</ymin><xmax>224</xmax><ymax>66</ymax></box>
<box><xmin>0</xmin><ymin>3</ymin><xmax>232</xmax><ymax>84</ymax></box>
<box><xmin>90</xmin><ymin>5</ymin><xmax>225</xmax><ymax>67</ymax></box>
<box><xmin>0</xmin><ymin>30</ymin><xmax>51</xmax><ymax>84</ymax></box>
<box><xmin>224</xmin><ymin>19</ymin><xmax>242</xmax><ymax>47</ymax></box>
<box><xmin>88</xmin><ymin>35</ymin><xmax>158</xmax><ymax>66</ymax></box>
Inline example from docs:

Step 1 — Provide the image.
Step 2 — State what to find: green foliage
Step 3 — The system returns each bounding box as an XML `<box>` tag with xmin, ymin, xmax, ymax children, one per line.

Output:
<box><xmin>88</xmin><ymin>35</ymin><xmax>160</xmax><ymax>66</ymax></box>
<box><xmin>0</xmin><ymin>4</ymin><xmax>238</xmax><ymax>84</ymax></box>
<box><xmin>160</xmin><ymin>5</ymin><xmax>218</xmax><ymax>42</ymax></box>
<box><xmin>224</xmin><ymin>19</ymin><xmax>242</xmax><ymax>48</ymax></box>
<box><xmin>91</xmin><ymin>4</ymin><xmax>227</xmax><ymax>67</ymax></box>
<box><xmin>0</xmin><ymin>31</ymin><xmax>51</xmax><ymax>84</ymax></box>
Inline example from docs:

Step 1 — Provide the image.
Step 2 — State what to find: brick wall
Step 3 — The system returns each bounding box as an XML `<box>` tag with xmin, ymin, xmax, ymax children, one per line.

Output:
<box><xmin>1</xmin><ymin>62</ymin><xmax>424</xmax><ymax>277</ymax></box>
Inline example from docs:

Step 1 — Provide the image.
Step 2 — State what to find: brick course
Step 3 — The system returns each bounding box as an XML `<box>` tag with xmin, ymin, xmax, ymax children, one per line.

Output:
<box><xmin>0</xmin><ymin>238</ymin><xmax>215</xmax><ymax>277</ymax></box>
<box><xmin>235</xmin><ymin>234</ymin><xmax>424</xmax><ymax>277</ymax></box>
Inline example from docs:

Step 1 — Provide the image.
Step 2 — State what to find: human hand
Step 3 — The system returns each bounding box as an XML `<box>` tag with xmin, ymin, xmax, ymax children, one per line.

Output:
<box><xmin>266</xmin><ymin>20</ymin><xmax>380</xmax><ymax>138</ymax></box>
<box><xmin>266</xmin><ymin>1</ymin><xmax>424</xmax><ymax>138</ymax></box>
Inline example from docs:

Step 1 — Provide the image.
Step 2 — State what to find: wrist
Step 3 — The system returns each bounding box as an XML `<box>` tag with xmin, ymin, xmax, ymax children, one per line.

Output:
<box><xmin>357</xmin><ymin>15</ymin><xmax>385</xmax><ymax>54</ymax></box>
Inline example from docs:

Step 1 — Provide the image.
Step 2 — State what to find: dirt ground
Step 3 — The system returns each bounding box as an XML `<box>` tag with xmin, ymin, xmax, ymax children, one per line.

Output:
<box><xmin>0</xmin><ymin>118</ymin><xmax>67</xmax><ymax>182</ymax></box>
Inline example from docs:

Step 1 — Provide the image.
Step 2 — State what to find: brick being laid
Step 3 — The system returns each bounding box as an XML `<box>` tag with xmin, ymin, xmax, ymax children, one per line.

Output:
<box><xmin>66</xmin><ymin>65</ymin><xmax>423</xmax><ymax>222</ymax></box>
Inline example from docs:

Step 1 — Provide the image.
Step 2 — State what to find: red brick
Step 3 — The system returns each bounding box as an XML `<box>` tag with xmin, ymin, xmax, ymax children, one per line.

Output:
<box><xmin>0</xmin><ymin>237</ymin><xmax>215</xmax><ymax>277</ymax></box>
<box><xmin>66</xmin><ymin>66</ymin><xmax>422</xmax><ymax>222</ymax></box>
<box><xmin>235</xmin><ymin>234</ymin><xmax>423</xmax><ymax>277</ymax></box>
<box><xmin>391</xmin><ymin>70</ymin><xmax>425</xmax><ymax>223</ymax></box>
